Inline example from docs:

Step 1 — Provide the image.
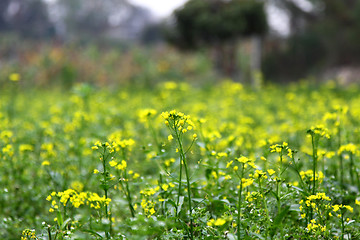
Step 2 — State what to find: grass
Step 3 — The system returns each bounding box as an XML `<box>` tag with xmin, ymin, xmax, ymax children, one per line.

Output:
<box><xmin>1</xmin><ymin>79</ymin><xmax>360</xmax><ymax>239</ymax></box>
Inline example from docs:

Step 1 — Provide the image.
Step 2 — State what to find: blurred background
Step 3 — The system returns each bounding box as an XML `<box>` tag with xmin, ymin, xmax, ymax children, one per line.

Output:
<box><xmin>1</xmin><ymin>0</ymin><xmax>360</xmax><ymax>88</ymax></box>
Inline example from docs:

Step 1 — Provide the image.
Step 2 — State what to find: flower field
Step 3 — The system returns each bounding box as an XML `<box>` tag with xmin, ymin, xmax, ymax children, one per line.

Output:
<box><xmin>2</xmin><ymin>79</ymin><xmax>360</xmax><ymax>239</ymax></box>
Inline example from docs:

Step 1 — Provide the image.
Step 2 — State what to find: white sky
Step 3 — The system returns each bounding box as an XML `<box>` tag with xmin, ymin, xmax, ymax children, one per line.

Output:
<box><xmin>130</xmin><ymin>0</ymin><xmax>187</xmax><ymax>18</ymax></box>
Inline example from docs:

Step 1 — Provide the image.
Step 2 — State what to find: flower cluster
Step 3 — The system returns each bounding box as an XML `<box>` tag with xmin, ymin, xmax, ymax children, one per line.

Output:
<box><xmin>307</xmin><ymin>125</ymin><xmax>330</xmax><ymax>139</ymax></box>
<box><xmin>300</xmin><ymin>170</ymin><xmax>325</xmax><ymax>183</ymax></box>
<box><xmin>270</xmin><ymin>142</ymin><xmax>293</xmax><ymax>159</ymax></box>
<box><xmin>207</xmin><ymin>218</ymin><xmax>227</xmax><ymax>227</ymax></box>
<box><xmin>46</xmin><ymin>189</ymin><xmax>111</xmax><ymax>211</ymax></box>
<box><xmin>307</xmin><ymin>219</ymin><xmax>327</xmax><ymax>233</ymax></box>
<box><xmin>161</xmin><ymin>110</ymin><xmax>196</xmax><ymax>136</ymax></box>
<box><xmin>338</xmin><ymin>143</ymin><xmax>357</xmax><ymax>155</ymax></box>
<box><xmin>299</xmin><ymin>192</ymin><xmax>331</xmax><ymax>220</ymax></box>
<box><xmin>21</xmin><ymin>229</ymin><xmax>38</xmax><ymax>240</ymax></box>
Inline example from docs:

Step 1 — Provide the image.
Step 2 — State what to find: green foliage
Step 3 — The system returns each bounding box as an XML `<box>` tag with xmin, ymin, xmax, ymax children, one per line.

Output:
<box><xmin>3</xmin><ymin>77</ymin><xmax>360</xmax><ymax>239</ymax></box>
<box><xmin>169</xmin><ymin>0</ymin><xmax>267</xmax><ymax>49</ymax></box>
<box><xmin>264</xmin><ymin>0</ymin><xmax>360</xmax><ymax>81</ymax></box>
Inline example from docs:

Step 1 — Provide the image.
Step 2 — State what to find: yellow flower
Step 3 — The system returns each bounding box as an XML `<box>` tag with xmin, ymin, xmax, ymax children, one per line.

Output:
<box><xmin>207</xmin><ymin>219</ymin><xmax>215</xmax><ymax>227</ymax></box>
<box><xmin>237</xmin><ymin>156</ymin><xmax>249</xmax><ymax>163</ymax></box>
<box><xmin>149</xmin><ymin>208</ymin><xmax>155</xmax><ymax>215</ymax></box>
<box><xmin>267</xmin><ymin>169</ymin><xmax>275</xmax><ymax>176</ymax></box>
<box><xmin>168</xmin><ymin>134</ymin><xmax>174</xmax><ymax>141</ymax></box>
<box><xmin>116</xmin><ymin>160</ymin><xmax>127</xmax><ymax>170</ymax></box>
<box><xmin>9</xmin><ymin>73</ymin><xmax>20</xmax><ymax>81</ymax></box>
<box><xmin>93</xmin><ymin>169</ymin><xmax>99</xmax><ymax>174</ymax></box>
<box><xmin>161</xmin><ymin>184</ymin><xmax>169</xmax><ymax>191</ymax></box>
<box><xmin>109</xmin><ymin>160</ymin><xmax>118</xmax><ymax>167</ymax></box>
<box><xmin>226</xmin><ymin>161</ymin><xmax>233</xmax><ymax>168</ymax></box>
<box><xmin>214</xmin><ymin>218</ymin><xmax>226</xmax><ymax>226</ymax></box>
<box><xmin>41</xmin><ymin>160</ymin><xmax>50</xmax><ymax>166</ymax></box>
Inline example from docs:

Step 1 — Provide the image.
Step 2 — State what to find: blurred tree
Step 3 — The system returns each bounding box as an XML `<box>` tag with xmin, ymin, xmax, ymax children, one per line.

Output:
<box><xmin>168</xmin><ymin>0</ymin><xmax>267</xmax><ymax>80</ymax></box>
<box><xmin>140</xmin><ymin>23</ymin><xmax>165</xmax><ymax>45</ymax></box>
<box><xmin>54</xmin><ymin>0</ymin><xmax>152</xmax><ymax>42</ymax></box>
<box><xmin>264</xmin><ymin>0</ymin><xmax>360</xmax><ymax>81</ymax></box>
<box><xmin>0</xmin><ymin>0</ymin><xmax>54</xmax><ymax>38</ymax></box>
<box><xmin>56</xmin><ymin>0</ymin><xmax>111</xmax><ymax>39</ymax></box>
<box><xmin>0</xmin><ymin>0</ymin><xmax>11</xmax><ymax>31</ymax></box>
<box><xmin>10</xmin><ymin>0</ymin><xmax>54</xmax><ymax>38</ymax></box>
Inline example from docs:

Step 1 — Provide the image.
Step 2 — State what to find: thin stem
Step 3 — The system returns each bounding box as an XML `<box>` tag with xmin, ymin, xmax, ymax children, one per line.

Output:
<box><xmin>121</xmin><ymin>149</ymin><xmax>135</xmax><ymax>218</ymax></box>
<box><xmin>182</xmin><ymin>152</ymin><xmax>194</xmax><ymax>240</ymax></box>
<box><xmin>277</xmin><ymin>152</ymin><xmax>283</xmax><ymax>213</ymax></box>
<box><xmin>174</xmin><ymin>126</ymin><xmax>183</xmax><ymax>218</ymax></box>
<box><xmin>237</xmin><ymin>165</ymin><xmax>244</xmax><ymax>240</ymax></box>
<box><xmin>350</xmin><ymin>153</ymin><xmax>354</xmax><ymax>185</ymax></box>
<box><xmin>47</xmin><ymin>226</ymin><xmax>52</xmax><ymax>240</ymax></box>
<box><xmin>148</xmin><ymin>118</ymin><xmax>161</xmax><ymax>153</ymax></box>
<box><xmin>340</xmin><ymin>212</ymin><xmax>345</xmax><ymax>240</ymax></box>
<box><xmin>125</xmin><ymin>170</ymin><xmax>135</xmax><ymax>217</ymax></box>
<box><xmin>338</xmin><ymin>126</ymin><xmax>344</xmax><ymax>188</ymax></box>
<box><xmin>290</xmin><ymin>155</ymin><xmax>308</xmax><ymax>194</ymax></box>
<box><xmin>176</xmin><ymin>131</ymin><xmax>193</xmax><ymax>239</ymax></box>
<box><xmin>258</xmin><ymin>176</ymin><xmax>270</xmax><ymax>238</ymax></box>
<box><xmin>101</xmin><ymin>147</ymin><xmax>111</xmax><ymax>239</ymax></box>
<box><xmin>172</xmin><ymin>118</ymin><xmax>194</xmax><ymax>239</ymax></box>
<box><xmin>311</xmin><ymin>135</ymin><xmax>317</xmax><ymax>195</ymax></box>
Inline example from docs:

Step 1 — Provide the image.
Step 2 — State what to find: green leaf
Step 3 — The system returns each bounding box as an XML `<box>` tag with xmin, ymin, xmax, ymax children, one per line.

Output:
<box><xmin>177</xmin><ymin>196</ymin><xmax>184</xmax><ymax>215</ymax></box>
<box><xmin>56</xmin><ymin>211</ymin><xmax>64</xmax><ymax>228</ymax></box>
<box><xmin>80</xmin><ymin>228</ymin><xmax>103</xmax><ymax>238</ymax></box>
<box><xmin>269</xmin><ymin>205</ymin><xmax>290</xmax><ymax>237</ymax></box>
<box><xmin>226</xmin><ymin>233</ymin><xmax>237</xmax><ymax>240</ymax></box>
<box><xmin>60</xmin><ymin>218</ymin><xmax>72</xmax><ymax>230</ymax></box>
<box><xmin>270</xmin><ymin>190</ymin><xmax>280</xmax><ymax>202</ymax></box>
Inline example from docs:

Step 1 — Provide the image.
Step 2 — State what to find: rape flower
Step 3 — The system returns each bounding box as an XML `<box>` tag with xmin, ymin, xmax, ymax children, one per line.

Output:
<box><xmin>214</xmin><ymin>218</ymin><xmax>226</xmax><ymax>226</ymax></box>
<box><xmin>109</xmin><ymin>160</ymin><xmax>118</xmax><ymax>167</ymax></box>
<box><xmin>267</xmin><ymin>169</ymin><xmax>276</xmax><ymax>176</ymax></box>
<box><xmin>168</xmin><ymin>134</ymin><xmax>174</xmax><ymax>141</ymax></box>
<box><xmin>41</xmin><ymin>160</ymin><xmax>50</xmax><ymax>166</ymax></box>
<box><xmin>9</xmin><ymin>73</ymin><xmax>20</xmax><ymax>81</ymax></box>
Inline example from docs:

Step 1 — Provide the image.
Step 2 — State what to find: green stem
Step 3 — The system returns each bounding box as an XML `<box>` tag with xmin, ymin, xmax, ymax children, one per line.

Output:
<box><xmin>258</xmin><ymin>177</ymin><xmax>270</xmax><ymax>238</ymax></box>
<box><xmin>237</xmin><ymin>165</ymin><xmax>244</xmax><ymax>240</ymax></box>
<box><xmin>277</xmin><ymin>153</ymin><xmax>283</xmax><ymax>212</ymax></box>
<box><xmin>340</xmin><ymin>212</ymin><xmax>345</xmax><ymax>240</ymax></box>
<box><xmin>174</xmin><ymin>127</ymin><xmax>183</xmax><ymax>218</ymax></box>
<box><xmin>121</xmin><ymin>149</ymin><xmax>135</xmax><ymax>218</ymax></box>
<box><xmin>101</xmin><ymin>147</ymin><xmax>111</xmax><ymax>239</ymax></box>
<box><xmin>311</xmin><ymin>135</ymin><xmax>318</xmax><ymax>195</ymax></box>
<box><xmin>47</xmin><ymin>226</ymin><xmax>52</xmax><ymax>240</ymax></box>
<box><xmin>350</xmin><ymin>153</ymin><xmax>354</xmax><ymax>185</ymax></box>
<box><xmin>148</xmin><ymin>119</ymin><xmax>161</xmax><ymax>153</ymax></box>
<box><xmin>125</xmin><ymin>170</ymin><xmax>135</xmax><ymax>217</ymax></box>
<box><xmin>338</xmin><ymin>127</ymin><xmax>344</xmax><ymax>188</ymax></box>
<box><xmin>174</xmin><ymin>122</ymin><xmax>194</xmax><ymax>239</ymax></box>
<box><xmin>182</xmin><ymin>152</ymin><xmax>194</xmax><ymax>240</ymax></box>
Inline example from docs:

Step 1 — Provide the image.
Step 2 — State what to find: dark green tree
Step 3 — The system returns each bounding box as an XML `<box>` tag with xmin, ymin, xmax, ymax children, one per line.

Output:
<box><xmin>264</xmin><ymin>0</ymin><xmax>360</xmax><ymax>81</ymax></box>
<box><xmin>168</xmin><ymin>0</ymin><xmax>268</xmax><ymax>79</ymax></box>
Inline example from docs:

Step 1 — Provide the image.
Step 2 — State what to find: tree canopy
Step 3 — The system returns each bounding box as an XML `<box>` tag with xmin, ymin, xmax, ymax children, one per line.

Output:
<box><xmin>169</xmin><ymin>0</ymin><xmax>267</xmax><ymax>49</ymax></box>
